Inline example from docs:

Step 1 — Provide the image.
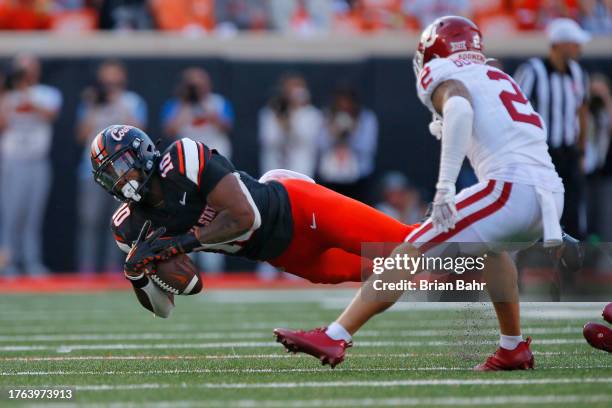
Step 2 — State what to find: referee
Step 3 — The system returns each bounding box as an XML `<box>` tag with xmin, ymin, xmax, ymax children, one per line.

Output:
<box><xmin>514</xmin><ymin>18</ymin><xmax>591</xmax><ymax>239</ymax></box>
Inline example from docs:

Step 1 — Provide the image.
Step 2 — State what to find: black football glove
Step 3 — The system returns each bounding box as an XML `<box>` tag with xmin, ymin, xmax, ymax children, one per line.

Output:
<box><xmin>124</xmin><ymin>220</ymin><xmax>200</xmax><ymax>278</ymax></box>
<box><xmin>124</xmin><ymin>220</ymin><xmax>167</xmax><ymax>278</ymax></box>
<box><xmin>147</xmin><ymin>230</ymin><xmax>201</xmax><ymax>260</ymax></box>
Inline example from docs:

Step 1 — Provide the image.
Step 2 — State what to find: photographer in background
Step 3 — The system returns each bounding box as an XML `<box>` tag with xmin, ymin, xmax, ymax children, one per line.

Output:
<box><xmin>162</xmin><ymin>67</ymin><xmax>234</xmax><ymax>158</ymax></box>
<box><xmin>584</xmin><ymin>73</ymin><xmax>612</xmax><ymax>240</ymax></box>
<box><xmin>0</xmin><ymin>55</ymin><xmax>62</xmax><ymax>277</ymax></box>
<box><xmin>259</xmin><ymin>72</ymin><xmax>321</xmax><ymax>178</ymax></box>
<box><xmin>375</xmin><ymin>171</ymin><xmax>426</xmax><ymax>225</ymax></box>
<box><xmin>317</xmin><ymin>84</ymin><xmax>378</xmax><ymax>202</ymax></box>
<box><xmin>75</xmin><ymin>59</ymin><xmax>147</xmax><ymax>274</ymax></box>
<box><xmin>162</xmin><ymin>67</ymin><xmax>234</xmax><ymax>274</ymax></box>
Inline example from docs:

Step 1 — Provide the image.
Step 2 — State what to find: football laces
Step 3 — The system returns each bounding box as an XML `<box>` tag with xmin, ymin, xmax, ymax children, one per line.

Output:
<box><xmin>150</xmin><ymin>274</ymin><xmax>180</xmax><ymax>295</ymax></box>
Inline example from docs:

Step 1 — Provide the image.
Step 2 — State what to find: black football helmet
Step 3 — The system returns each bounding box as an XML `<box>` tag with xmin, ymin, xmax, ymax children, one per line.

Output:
<box><xmin>91</xmin><ymin>125</ymin><xmax>160</xmax><ymax>202</ymax></box>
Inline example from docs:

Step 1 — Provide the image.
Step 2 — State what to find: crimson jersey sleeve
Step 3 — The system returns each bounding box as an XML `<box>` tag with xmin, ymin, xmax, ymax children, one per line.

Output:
<box><xmin>159</xmin><ymin>137</ymin><xmax>235</xmax><ymax>198</ymax></box>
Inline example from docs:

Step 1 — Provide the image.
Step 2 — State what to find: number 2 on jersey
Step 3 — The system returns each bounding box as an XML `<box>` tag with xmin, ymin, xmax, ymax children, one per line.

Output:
<box><xmin>487</xmin><ymin>70</ymin><xmax>543</xmax><ymax>129</ymax></box>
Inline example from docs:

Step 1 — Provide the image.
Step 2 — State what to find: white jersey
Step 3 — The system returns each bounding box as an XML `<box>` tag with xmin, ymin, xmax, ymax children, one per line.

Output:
<box><xmin>0</xmin><ymin>85</ymin><xmax>62</xmax><ymax>160</ymax></box>
<box><xmin>417</xmin><ymin>57</ymin><xmax>564</xmax><ymax>193</ymax></box>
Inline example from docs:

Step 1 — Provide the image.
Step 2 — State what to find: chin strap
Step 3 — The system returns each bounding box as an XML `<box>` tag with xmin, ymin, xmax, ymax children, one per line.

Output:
<box><xmin>121</xmin><ymin>180</ymin><xmax>142</xmax><ymax>202</ymax></box>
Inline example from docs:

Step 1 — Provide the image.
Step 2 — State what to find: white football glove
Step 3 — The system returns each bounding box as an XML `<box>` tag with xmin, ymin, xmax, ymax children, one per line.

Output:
<box><xmin>428</xmin><ymin>114</ymin><xmax>443</xmax><ymax>140</ymax></box>
<box><xmin>431</xmin><ymin>181</ymin><xmax>457</xmax><ymax>233</ymax></box>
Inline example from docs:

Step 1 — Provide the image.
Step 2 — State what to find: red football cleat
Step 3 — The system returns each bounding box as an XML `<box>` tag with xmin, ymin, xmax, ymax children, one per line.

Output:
<box><xmin>273</xmin><ymin>327</ymin><xmax>352</xmax><ymax>368</ymax></box>
<box><xmin>602</xmin><ymin>303</ymin><xmax>612</xmax><ymax>325</ymax></box>
<box><xmin>583</xmin><ymin>322</ymin><xmax>612</xmax><ymax>353</ymax></box>
<box><xmin>474</xmin><ymin>337</ymin><xmax>535</xmax><ymax>371</ymax></box>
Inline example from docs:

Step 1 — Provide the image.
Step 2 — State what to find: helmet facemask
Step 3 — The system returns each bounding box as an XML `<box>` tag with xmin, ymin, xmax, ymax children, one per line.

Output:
<box><xmin>93</xmin><ymin>138</ymin><xmax>156</xmax><ymax>203</ymax></box>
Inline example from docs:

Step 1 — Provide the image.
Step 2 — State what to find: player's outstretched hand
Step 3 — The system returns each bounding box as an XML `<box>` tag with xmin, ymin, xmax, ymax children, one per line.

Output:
<box><xmin>431</xmin><ymin>182</ymin><xmax>457</xmax><ymax>233</ymax></box>
<box><xmin>146</xmin><ymin>230</ymin><xmax>201</xmax><ymax>261</ymax></box>
<box><xmin>124</xmin><ymin>220</ymin><xmax>167</xmax><ymax>278</ymax></box>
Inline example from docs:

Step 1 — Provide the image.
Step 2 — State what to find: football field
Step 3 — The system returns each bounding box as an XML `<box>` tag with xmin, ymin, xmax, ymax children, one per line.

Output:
<box><xmin>0</xmin><ymin>290</ymin><xmax>610</xmax><ymax>407</ymax></box>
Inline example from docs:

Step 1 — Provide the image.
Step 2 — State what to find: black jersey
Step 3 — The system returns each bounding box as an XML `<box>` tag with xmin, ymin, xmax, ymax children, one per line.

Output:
<box><xmin>111</xmin><ymin>138</ymin><xmax>293</xmax><ymax>261</ymax></box>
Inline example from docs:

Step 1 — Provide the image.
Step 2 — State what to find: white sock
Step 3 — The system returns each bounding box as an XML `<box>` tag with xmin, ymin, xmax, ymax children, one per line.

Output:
<box><xmin>326</xmin><ymin>322</ymin><xmax>352</xmax><ymax>342</ymax></box>
<box><xmin>500</xmin><ymin>334</ymin><xmax>523</xmax><ymax>350</ymax></box>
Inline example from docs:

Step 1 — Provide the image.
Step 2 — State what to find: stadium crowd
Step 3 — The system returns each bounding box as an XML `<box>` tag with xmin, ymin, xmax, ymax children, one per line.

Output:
<box><xmin>0</xmin><ymin>12</ymin><xmax>610</xmax><ymax>277</ymax></box>
<box><xmin>0</xmin><ymin>0</ymin><xmax>610</xmax><ymax>35</ymax></box>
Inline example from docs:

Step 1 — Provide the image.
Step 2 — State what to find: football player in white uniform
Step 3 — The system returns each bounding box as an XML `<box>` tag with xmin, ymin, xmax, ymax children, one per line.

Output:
<box><xmin>273</xmin><ymin>16</ymin><xmax>565</xmax><ymax>371</ymax></box>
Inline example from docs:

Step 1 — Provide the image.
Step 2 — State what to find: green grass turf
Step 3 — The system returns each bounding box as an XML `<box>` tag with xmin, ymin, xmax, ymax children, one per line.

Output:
<box><xmin>0</xmin><ymin>290</ymin><xmax>610</xmax><ymax>407</ymax></box>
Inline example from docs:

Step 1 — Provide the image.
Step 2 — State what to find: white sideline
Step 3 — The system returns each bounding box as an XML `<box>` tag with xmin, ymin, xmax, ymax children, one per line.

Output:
<box><xmin>16</xmin><ymin>377</ymin><xmax>609</xmax><ymax>391</ymax></box>
<box><xmin>22</xmin><ymin>395</ymin><xmax>612</xmax><ymax>408</ymax></box>
<box><xmin>3</xmin><ymin>365</ymin><xmax>611</xmax><ymax>377</ymax></box>
<box><xmin>0</xmin><ymin>338</ymin><xmax>588</xmax><ymax>352</ymax></box>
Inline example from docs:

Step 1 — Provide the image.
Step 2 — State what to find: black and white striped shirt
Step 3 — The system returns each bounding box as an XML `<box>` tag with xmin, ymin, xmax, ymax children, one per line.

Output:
<box><xmin>514</xmin><ymin>58</ymin><xmax>589</xmax><ymax>148</ymax></box>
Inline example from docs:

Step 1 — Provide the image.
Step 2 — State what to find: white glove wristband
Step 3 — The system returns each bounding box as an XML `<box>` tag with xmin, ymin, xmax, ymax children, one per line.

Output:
<box><xmin>429</xmin><ymin>117</ymin><xmax>443</xmax><ymax>140</ymax></box>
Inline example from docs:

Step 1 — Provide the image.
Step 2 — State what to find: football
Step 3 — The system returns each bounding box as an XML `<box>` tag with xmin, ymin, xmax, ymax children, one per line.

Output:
<box><xmin>148</xmin><ymin>254</ymin><xmax>203</xmax><ymax>296</ymax></box>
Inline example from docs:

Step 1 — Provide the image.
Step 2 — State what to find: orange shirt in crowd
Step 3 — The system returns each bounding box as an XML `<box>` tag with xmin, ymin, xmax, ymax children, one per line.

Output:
<box><xmin>150</xmin><ymin>0</ymin><xmax>215</xmax><ymax>32</ymax></box>
<box><xmin>334</xmin><ymin>0</ymin><xmax>419</xmax><ymax>33</ymax></box>
<box><xmin>0</xmin><ymin>0</ymin><xmax>51</xmax><ymax>30</ymax></box>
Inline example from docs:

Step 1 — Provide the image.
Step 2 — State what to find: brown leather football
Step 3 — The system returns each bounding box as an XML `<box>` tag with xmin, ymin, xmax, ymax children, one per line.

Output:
<box><xmin>148</xmin><ymin>254</ymin><xmax>202</xmax><ymax>295</ymax></box>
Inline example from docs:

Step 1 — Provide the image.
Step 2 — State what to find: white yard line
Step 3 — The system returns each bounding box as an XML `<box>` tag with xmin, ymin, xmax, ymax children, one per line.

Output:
<box><xmin>22</xmin><ymin>395</ymin><xmax>612</xmax><ymax>408</ymax></box>
<box><xmin>0</xmin><ymin>350</ymin><xmax>591</xmax><ymax>362</ymax></box>
<box><xmin>22</xmin><ymin>377</ymin><xmax>611</xmax><ymax>391</ymax></box>
<box><xmin>0</xmin><ymin>326</ymin><xmax>585</xmax><ymax>343</ymax></box>
<box><xmin>1</xmin><ymin>318</ymin><xmax>594</xmax><ymax>335</ymax></box>
<box><xmin>3</xmin><ymin>364</ymin><xmax>612</xmax><ymax>377</ymax></box>
<box><xmin>0</xmin><ymin>338</ymin><xmax>589</xmax><ymax>352</ymax></box>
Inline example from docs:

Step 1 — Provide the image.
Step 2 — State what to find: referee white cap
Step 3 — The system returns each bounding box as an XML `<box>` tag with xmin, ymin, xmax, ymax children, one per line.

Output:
<box><xmin>547</xmin><ymin>18</ymin><xmax>591</xmax><ymax>45</ymax></box>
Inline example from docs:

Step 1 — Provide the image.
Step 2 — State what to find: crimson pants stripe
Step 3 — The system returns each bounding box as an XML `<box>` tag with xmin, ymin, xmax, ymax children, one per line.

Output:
<box><xmin>419</xmin><ymin>182</ymin><xmax>513</xmax><ymax>253</ymax></box>
<box><xmin>408</xmin><ymin>180</ymin><xmax>497</xmax><ymax>244</ymax></box>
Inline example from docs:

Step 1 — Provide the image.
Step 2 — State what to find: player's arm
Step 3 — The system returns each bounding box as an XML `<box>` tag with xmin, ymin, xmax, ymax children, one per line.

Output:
<box><xmin>111</xmin><ymin>211</ymin><xmax>175</xmax><ymax>318</ymax></box>
<box><xmin>124</xmin><ymin>141</ymin><xmax>261</xmax><ymax>267</ymax></box>
<box><xmin>429</xmin><ymin>79</ymin><xmax>474</xmax><ymax>232</ymax></box>
<box><xmin>193</xmin><ymin>173</ymin><xmax>256</xmax><ymax>245</ymax></box>
<box><xmin>133</xmin><ymin>173</ymin><xmax>259</xmax><ymax>262</ymax></box>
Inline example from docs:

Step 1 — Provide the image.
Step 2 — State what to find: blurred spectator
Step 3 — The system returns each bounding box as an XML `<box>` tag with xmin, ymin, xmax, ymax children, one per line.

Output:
<box><xmin>376</xmin><ymin>171</ymin><xmax>425</xmax><ymax>224</ymax></box>
<box><xmin>0</xmin><ymin>55</ymin><xmax>62</xmax><ymax>277</ymax></box>
<box><xmin>75</xmin><ymin>59</ymin><xmax>147</xmax><ymax>274</ymax></box>
<box><xmin>584</xmin><ymin>74</ymin><xmax>612</xmax><ymax>175</ymax></box>
<box><xmin>162</xmin><ymin>67</ymin><xmax>234</xmax><ymax>158</ymax></box>
<box><xmin>269</xmin><ymin>0</ymin><xmax>332</xmax><ymax>34</ymax></box>
<box><xmin>514</xmin><ymin>18</ymin><xmax>591</xmax><ymax>238</ymax></box>
<box><xmin>317</xmin><ymin>85</ymin><xmax>377</xmax><ymax>202</ymax></box>
<box><xmin>97</xmin><ymin>0</ymin><xmax>153</xmax><ymax>30</ymax></box>
<box><xmin>49</xmin><ymin>0</ymin><xmax>98</xmax><ymax>32</ymax></box>
<box><xmin>333</xmin><ymin>0</ymin><xmax>417</xmax><ymax>33</ymax></box>
<box><xmin>403</xmin><ymin>0</ymin><xmax>471</xmax><ymax>29</ymax></box>
<box><xmin>580</xmin><ymin>0</ymin><xmax>612</xmax><ymax>34</ymax></box>
<box><xmin>215</xmin><ymin>0</ymin><xmax>268</xmax><ymax>32</ymax></box>
<box><xmin>259</xmin><ymin>72</ymin><xmax>322</xmax><ymax>178</ymax></box>
<box><xmin>149</xmin><ymin>0</ymin><xmax>215</xmax><ymax>33</ymax></box>
<box><xmin>0</xmin><ymin>0</ymin><xmax>51</xmax><ymax>30</ymax></box>
<box><xmin>584</xmin><ymin>73</ymin><xmax>612</xmax><ymax>239</ymax></box>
